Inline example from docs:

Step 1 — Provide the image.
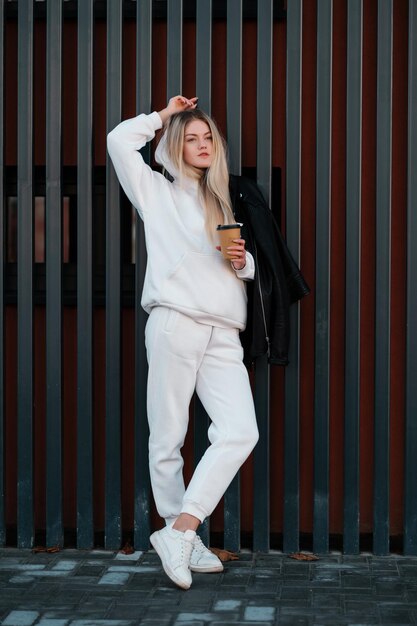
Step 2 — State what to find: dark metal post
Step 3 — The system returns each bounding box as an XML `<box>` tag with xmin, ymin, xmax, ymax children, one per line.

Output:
<box><xmin>167</xmin><ymin>0</ymin><xmax>183</xmax><ymax>98</ymax></box>
<box><xmin>46</xmin><ymin>0</ymin><xmax>63</xmax><ymax>548</ymax></box>
<box><xmin>404</xmin><ymin>0</ymin><xmax>417</xmax><ymax>556</ymax></box>
<box><xmin>283</xmin><ymin>0</ymin><xmax>302</xmax><ymax>555</ymax></box>
<box><xmin>313</xmin><ymin>0</ymin><xmax>332</xmax><ymax>555</ymax></box>
<box><xmin>0</xmin><ymin>0</ymin><xmax>5</xmax><ymax>547</ymax></box>
<box><xmin>134</xmin><ymin>0</ymin><xmax>152</xmax><ymax>550</ymax></box>
<box><xmin>194</xmin><ymin>0</ymin><xmax>213</xmax><ymax>548</ymax></box>
<box><xmin>344</xmin><ymin>0</ymin><xmax>363</xmax><ymax>555</ymax></box>
<box><xmin>196</xmin><ymin>0</ymin><xmax>212</xmax><ymax>114</ymax></box>
<box><xmin>253</xmin><ymin>0</ymin><xmax>273</xmax><ymax>553</ymax></box>
<box><xmin>17</xmin><ymin>0</ymin><xmax>34</xmax><ymax>549</ymax></box>
<box><xmin>373</xmin><ymin>0</ymin><xmax>392</xmax><ymax>556</ymax></box>
<box><xmin>105</xmin><ymin>0</ymin><xmax>123</xmax><ymax>550</ymax></box>
<box><xmin>224</xmin><ymin>0</ymin><xmax>242</xmax><ymax>552</ymax></box>
<box><xmin>77</xmin><ymin>0</ymin><xmax>94</xmax><ymax>549</ymax></box>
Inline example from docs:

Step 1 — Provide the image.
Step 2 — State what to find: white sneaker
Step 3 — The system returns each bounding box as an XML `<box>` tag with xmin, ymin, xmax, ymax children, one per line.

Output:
<box><xmin>150</xmin><ymin>526</ymin><xmax>196</xmax><ymax>590</ymax></box>
<box><xmin>190</xmin><ymin>535</ymin><xmax>224</xmax><ymax>573</ymax></box>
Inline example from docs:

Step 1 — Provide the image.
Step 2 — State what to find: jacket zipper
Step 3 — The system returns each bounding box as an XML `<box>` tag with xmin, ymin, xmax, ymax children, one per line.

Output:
<box><xmin>253</xmin><ymin>240</ymin><xmax>270</xmax><ymax>359</ymax></box>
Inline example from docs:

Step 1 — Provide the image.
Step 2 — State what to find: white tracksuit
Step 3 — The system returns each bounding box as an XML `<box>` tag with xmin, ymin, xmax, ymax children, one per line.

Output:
<box><xmin>107</xmin><ymin>111</ymin><xmax>259</xmax><ymax>523</ymax></box>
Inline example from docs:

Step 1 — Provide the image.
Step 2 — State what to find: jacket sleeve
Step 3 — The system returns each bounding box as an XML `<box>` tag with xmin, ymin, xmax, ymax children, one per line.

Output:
<box><xmin>106</xmin><ymin>111</ymin><xmax>166</xmax><ymax>219</ymax></box>
<box><xmin>238</xmin><ymin>176</ymin><xmax>310</xmax><ymax>303</ymax></box>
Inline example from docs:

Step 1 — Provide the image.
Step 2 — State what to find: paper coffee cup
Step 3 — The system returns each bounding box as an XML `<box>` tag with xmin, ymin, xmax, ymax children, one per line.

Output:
<box><xmin>216</xmin><ymin>223</ymin><xmax>242</xmax><ymax>260</ymax></box>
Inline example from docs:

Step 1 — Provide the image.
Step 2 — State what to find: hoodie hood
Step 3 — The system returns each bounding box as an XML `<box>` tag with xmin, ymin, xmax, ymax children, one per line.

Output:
<box><xmin>154</xmin><ymin>130</ymin><xmax>180</xmax><ymax>180</ymax></box>
<box><xmin>154</xmin><ymin>128</ymin><xmax>199</xmax><ymax>191</ymax></box>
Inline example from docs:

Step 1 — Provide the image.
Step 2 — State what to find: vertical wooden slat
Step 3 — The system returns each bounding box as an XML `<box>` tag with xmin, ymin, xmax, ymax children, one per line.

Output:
<box><xmin>105</xmin><ymin>0</ymin><xmax>123</xmax><ymax>550</ymax></box>
<box><xmin>134</xmin><ymin>0</ymin><xmax>152</xmax><ymax>550</ymax></box>
<box><xmin>253</xmin><ymin>0</ymin><xmax>273</xmax><ymax>553</ymax></box>
<box><xmin>404</xmin><ymin>0</ymin><xmax>417</xmax><ymax>557</ymax></box>
<box><xmin>283</xmin><ymin>0</ymin><xmax>302</xmax><ymax>555</ymax></box>
<box><xmin>194</xmin><ymin>0</ymin><xmax>212</xmax><ymax>548</ymax></box>
<box><xmin>167</xmin><ymin>0</ymin><xmax>182</xmax><ymax>99</ymax></box>
<box><xmin>77</xmin><ymin>0</ymin><xmax>94</xmax><ymax>550</ymax></box>
<box><xmin>224</xmin><ymin>0</ymin><xmax>242</xmax><ymax>552</ymax></box>
<box><xmin>0</xmin><ymin>0</ymin><xmax>5</xmax><ymax>547</ymax></box>
<box><xmin>373</xmin><ymin>0</ymin><xmax>392</xmax><ymax>556</ymax></box>
<box><xmin>46</xmin><ymin>0</ymin><xmax>63</xmax><ymax>548</ymax></box>
<box><xmin>343</xmin><ymin>0</ymin><xmax>363</xmax><ymax>555</ymax></box>
<box><xmin>17</xmin><ymin>0</ymin><xmax>34</xmax><ymax>549</ymax></box>
<box><xmin>313</xmin><ymin>0</ymin><xmax>332</xmax><ymax>555</ymax></box>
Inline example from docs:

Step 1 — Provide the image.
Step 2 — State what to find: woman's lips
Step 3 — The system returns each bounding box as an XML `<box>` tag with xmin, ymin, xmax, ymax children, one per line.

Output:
<box><xmin>198</xmin><ymin>153</ymin><xmax>209</xmax><ymax>157</ymax></box>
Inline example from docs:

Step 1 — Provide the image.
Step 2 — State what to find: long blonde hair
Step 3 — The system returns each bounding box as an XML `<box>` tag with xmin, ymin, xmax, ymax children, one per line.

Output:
<box><xmin>160</xmin><ymin>110</ymin><xmax>235</xmax><ymax>244</ymax></box>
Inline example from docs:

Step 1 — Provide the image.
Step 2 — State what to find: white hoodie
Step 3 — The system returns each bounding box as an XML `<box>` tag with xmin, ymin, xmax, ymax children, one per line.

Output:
<box><xmin>106</xmin><ymin>111</ymin><xmax>255</xmax><ymax>330</ymax></box>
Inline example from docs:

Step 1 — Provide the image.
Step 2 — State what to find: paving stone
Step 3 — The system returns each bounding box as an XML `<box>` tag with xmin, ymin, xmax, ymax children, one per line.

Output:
<box><xmin>1</xmin><ymin>611</ymin><xmax>40</xmax><ymax>626</ymax></box>
<box><xmin>172</xmin><ymin>622</ymin><xmax>206</xmax><ymax>626</ymax></box>
<box><xmin>344</xmin><ymin>600</ymin><xmax>379</xmax><ymax>615</ymax></box>
<box><xmin>37</xmin><ymin>621</ymin><xmax>69</xmax><ymax>626</ymax></box>
<box><xmin>213</xmin><ymin>599</ymin><xmax>242</xmax><ymax>611</ymax></box>
<box><xmin>272</xmin><ymin>615</ymin><xmax>310</xmax><ymax>626</ymax></box>
<box><xmin>69</xmin><ymin>621</ymin><xmax>134</xmax><ymax>626</ymax></box>
<box><xmin>280</xmin><ymin>588</ymin><xmax>312</xmax><ymax>600</ymax></box>
<box><xmin>137</xmin><ymin>620</ymin><xmax>171</xmax><ymax>626</ymax></box>
<box><xmin>312</xmin><ymin>592</ymin><xmax>341</xmax><ymax>608</ymax></box>
<box><xmin>98</xmin><ymin>572</ymin><xmax>130</xmax><ymax>585</ymax></box>
<box><xmin>114</xmin><ymin>551</ymin><xmax>143</xmax><ymax>561</ymax></box>
<box><xmin>175</xmin><ymin>612</ymin><xmax>216</xmax><ymax>622</ymax></box>
<box><xmin>104</xmin><ymin>606</ymin><xmax>147</xmax><ymax>619</ymax></box>
<box><xmin>244</xmin><ymin>605</ymin><xmax>276</xmax><ymax>621</ymax></box>
<box><xmin>51</xmin><ymin>561</ymin><xmax>78</xmax><ymax>572</ymax></box>
<box><xmin>378</xmin><ymin>608</ymin><xmax>414</xmax><ymax>624</ymax></box>
<box><xmin>211</xmin><ymin>623</ymin><xmax>271</xmax><ymax>626</ymax></box>
<box><xmin>114</xmin><ymin>593</ymin><xmax>153</xmax><ymax>605</ymax></box>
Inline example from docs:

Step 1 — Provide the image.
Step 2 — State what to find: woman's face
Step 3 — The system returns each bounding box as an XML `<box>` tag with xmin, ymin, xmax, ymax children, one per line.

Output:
<box><xmin>183</xmin><ymin>120</ymin><xmax>213</xmax><ymax>169</ymax></box>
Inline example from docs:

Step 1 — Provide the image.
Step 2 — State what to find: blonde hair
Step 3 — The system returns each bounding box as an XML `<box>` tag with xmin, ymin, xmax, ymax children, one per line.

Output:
<box><xmin>160</xmin><ymin>110</ymin><xmax>235</xmax><ymax>244</ymax></box>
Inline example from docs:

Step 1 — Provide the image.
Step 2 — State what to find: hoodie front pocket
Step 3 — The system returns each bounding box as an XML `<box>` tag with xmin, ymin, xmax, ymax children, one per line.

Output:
<box><xmin>161</xmin><ymin>251</ymin><xmax>247</xmax><ymax>324</ymax></box>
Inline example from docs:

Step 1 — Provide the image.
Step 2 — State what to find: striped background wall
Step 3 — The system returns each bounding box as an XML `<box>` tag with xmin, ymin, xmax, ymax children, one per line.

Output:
<box><xmin>0</xmin><ymin>0</ymin><xmax>416</xmax><ymax>555</ymax></box>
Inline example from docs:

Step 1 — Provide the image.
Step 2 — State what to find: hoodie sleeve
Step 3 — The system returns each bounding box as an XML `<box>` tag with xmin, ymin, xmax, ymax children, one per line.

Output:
<box><xmin>232</xmin><ymin>250</ymin><xmax>255</xmax><ymax>281</ymax></box>
<box><xmin>106</xmin><ymin>111</ymin><xmax>165</xmax><ymax>219</ymax></box>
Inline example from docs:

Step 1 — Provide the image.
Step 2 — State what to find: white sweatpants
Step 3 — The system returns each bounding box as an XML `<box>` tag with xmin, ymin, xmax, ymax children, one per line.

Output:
<box><xmin>144</xmin><ymin>306</ymin><xmax>259</xmax><ymax>524</ymax></box>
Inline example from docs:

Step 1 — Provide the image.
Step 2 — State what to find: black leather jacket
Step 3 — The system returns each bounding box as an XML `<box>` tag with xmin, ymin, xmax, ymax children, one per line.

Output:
<box><xmin>229</xmin><ymin>175</ymin><xmax>310</xmax><ymax>368</ymax></box>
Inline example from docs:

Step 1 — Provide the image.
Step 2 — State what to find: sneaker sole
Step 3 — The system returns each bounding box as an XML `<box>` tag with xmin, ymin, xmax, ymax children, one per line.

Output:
<box><xmin>150</xmin><ymin>532</ymin><xmax>191</xmax><ymax>590</ymax></box>
<box><xmin>189</xmin><ymin>564</ymin><xmax>224</xmax><ymax>573</ymax></box>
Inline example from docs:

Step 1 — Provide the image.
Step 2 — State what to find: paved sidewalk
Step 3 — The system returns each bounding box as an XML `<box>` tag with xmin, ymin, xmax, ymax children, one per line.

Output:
<box><xmin>0</xmin><ymin>547</ymin><xmax>417</xmax><ymax>625</ymax></box>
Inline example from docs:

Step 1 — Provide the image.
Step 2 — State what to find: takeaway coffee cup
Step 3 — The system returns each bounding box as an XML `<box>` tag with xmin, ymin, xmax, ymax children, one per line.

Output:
<box><xmin>216</xmin><ymin>223</ymin><xmax>243</xmax><ymax>260</ymax></box>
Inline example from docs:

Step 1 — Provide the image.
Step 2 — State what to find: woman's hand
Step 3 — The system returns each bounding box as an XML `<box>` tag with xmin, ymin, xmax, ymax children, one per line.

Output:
<box><xmin>158</xmin><ymin>96</ymin><xmax>198</xmax><ymax>124</ymax></box>
<box><xmin>216</xmin><ymin>238</ymin><xmax>247</xmax><ymax>270</ymax></box>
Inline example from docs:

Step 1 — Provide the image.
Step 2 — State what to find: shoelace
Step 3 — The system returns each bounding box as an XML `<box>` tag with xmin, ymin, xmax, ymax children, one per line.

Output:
<box><xmin>179</xmin><ymin>536</ymin><xmax>194</xmax><ymax>565</ymax></box>
<box><xmin>193</xmin><ymin>535</ymin><xmax>207</xmax><ymax>554</ymax></box>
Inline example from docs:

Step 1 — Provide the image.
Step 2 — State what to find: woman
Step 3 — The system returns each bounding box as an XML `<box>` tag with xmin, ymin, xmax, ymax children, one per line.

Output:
<box><xmin>107</xmin><ymin>96</ymin><xmax>259</xmax><ymax>590</ymax></box>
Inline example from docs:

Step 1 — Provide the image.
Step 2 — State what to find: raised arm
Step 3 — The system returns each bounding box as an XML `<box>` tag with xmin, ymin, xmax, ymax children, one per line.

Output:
<box><xmin>107</xmin><ymin>96</ymin><xmax>198</xmax><ymax>219</ymax></box>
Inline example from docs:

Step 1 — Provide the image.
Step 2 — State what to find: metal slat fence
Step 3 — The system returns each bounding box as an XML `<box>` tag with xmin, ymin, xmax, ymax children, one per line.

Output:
<box><xmin>0</xmin><ymin>0</ymin><xmax>416</xmax><ymax>555</ymax></box>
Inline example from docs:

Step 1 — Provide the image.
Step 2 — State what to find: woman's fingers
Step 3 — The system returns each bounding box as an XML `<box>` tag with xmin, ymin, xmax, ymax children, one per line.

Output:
<box><xmin>171</xmin><ymin>95</ymin><xmax>198</xmax><ymax>110</ymax></box>
<box><xmin>227</xmin><ymin>243</ymin><xmax>245</xmax><ymax>255</ymax></box>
